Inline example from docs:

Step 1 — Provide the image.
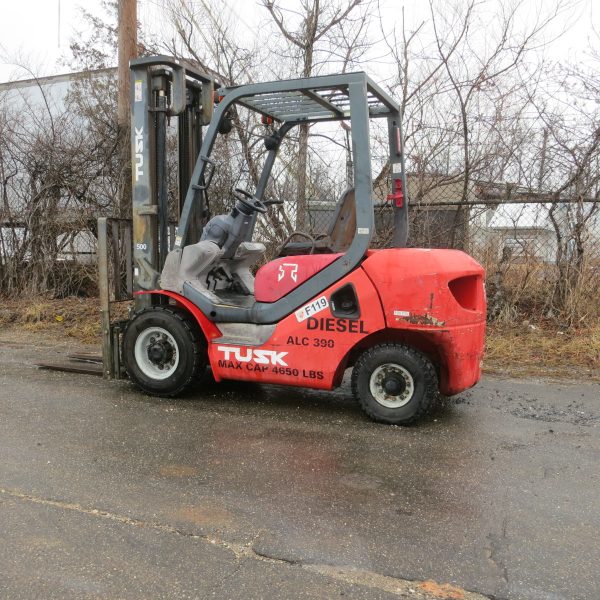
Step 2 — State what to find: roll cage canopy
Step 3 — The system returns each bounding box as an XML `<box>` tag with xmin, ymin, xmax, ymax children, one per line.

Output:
<box><xmin>175</xmin><ymin>70</ymin><xmax>408</xmax><ymax>254</ymax></box>
<box><xmin>220</xmin><ymin>72</ymin><xmax>401</xmax><ymax>123</ymax></box>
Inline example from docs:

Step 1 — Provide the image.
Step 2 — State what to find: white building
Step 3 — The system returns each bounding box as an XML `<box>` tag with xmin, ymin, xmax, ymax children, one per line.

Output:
<box><xmin>0</xmin><ymin>68</ymin><xmax>116</xmax><ymax>264</ymax></box>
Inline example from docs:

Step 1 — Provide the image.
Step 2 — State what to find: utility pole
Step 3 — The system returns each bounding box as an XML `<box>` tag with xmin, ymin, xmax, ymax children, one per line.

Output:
<box><xmin>117</xmin><ymin>0</ymin><xmax>138</xmax><ymax>216</ymax></box>
<box><xmin>118</xmin><ymin>0</ymin><xmax>138</xmax><ymax>129</ymax></box>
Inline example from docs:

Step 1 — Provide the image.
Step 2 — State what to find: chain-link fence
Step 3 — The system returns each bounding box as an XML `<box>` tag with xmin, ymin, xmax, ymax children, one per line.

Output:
<box><xmin>368</xmin><ymin>183</ymin><xmax>600</xmax><ymax>325</ymax></box>
<box><xmin>4</xmin><ymin>169</ymin><xmax>598</xmax><ymax>325</ymax></box>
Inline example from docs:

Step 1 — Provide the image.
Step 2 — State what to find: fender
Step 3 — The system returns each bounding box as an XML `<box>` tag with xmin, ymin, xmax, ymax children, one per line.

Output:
<box><xmin>135</xmin><ymin>290</ymin><xmax>222</xmax><ymax>342</ymax></box>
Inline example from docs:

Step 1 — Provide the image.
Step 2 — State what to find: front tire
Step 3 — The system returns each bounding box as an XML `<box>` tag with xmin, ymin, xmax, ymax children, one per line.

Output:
<box><xmin>352</xmin><ymin>344</ymin><xmax>437</xmax><ymax>425</ymax></box>
<box><xmin>122</xmin><ymin>307</ymin><xmax>206</xmax><ymax>397</ymax></box>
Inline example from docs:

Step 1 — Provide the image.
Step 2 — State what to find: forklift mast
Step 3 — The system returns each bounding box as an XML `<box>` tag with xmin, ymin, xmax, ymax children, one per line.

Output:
<box><xmin>129</xmin><ymin>56</ymin><xmax>216</xmax><ymax>304</ymax></box>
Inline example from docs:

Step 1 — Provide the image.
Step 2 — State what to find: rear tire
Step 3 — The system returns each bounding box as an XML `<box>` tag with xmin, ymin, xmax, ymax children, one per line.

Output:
<box><xmin>352</xmin><ymin>344</ymin><xmax>437</xmax><ymax>425</ymax></box>
<box><xmin>122</xmin><ymin>307</ymin><xmax>206</xmax><ymax>397</ymax></box>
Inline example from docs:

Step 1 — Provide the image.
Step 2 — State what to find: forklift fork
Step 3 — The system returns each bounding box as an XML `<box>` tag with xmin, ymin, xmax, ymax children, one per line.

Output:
<box><xmin>98</xmin><ymin>217</ymin><xmax>133</xmax><ymax>379</ymax></box>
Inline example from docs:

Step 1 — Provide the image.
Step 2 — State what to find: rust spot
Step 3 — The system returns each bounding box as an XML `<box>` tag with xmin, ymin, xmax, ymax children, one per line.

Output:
<box><xmin>429</xmin><ymin>292</ymin><xmax>434</xmax><ymax>310</ymax></box>
<box><xmin>158</xmin><ymin>464</ymin><xmax>199</xmax><ymax>478</ymax></box>
<box><xmin>404</xmin><ymin>313</ymin><xmax>446</xmax><ymax>327</ymax></box>
<box><xmin>173</xmin><ymin>504</ymin><xmax>235</xmax><ymax>528</ymax></box>
<box><xmin>418</xmin><ymin>580</ymin><xmax>465</xmax><ymax>599</ymax></box>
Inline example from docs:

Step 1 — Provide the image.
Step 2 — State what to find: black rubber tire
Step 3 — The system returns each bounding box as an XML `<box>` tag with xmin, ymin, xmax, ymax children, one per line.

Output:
<box><xmin>122</xmin><ymin>307</ymin><xmax>206</xmax><ymax>397</ymax></box>
<box><xmin>351</xmin><ymin>344</ymin><xmax>438</xmax><ymax>425</ymax></box>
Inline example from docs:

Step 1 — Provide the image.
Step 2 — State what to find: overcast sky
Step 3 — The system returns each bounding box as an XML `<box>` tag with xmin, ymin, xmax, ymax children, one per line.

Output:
<box><xmin>0</xmin><ymin>0</ymin><xmax>597</xmax><ymax>83</ymax></box>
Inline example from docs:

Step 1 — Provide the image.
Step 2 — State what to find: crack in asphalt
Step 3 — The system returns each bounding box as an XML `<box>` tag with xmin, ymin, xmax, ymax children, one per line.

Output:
<box><xmin>486</xmin><ymin>516</ymin><xmax>509</xmax><ymax>598</ymax></box>
<box><xmin>0</xmin><ymin>486</ymin><xmax>249</xmax><ymax>558</ymax></box>
<box><xmin>1</xmin><ymin>485</ymin><xmax>489</xmax><ymax>599</ymax></box>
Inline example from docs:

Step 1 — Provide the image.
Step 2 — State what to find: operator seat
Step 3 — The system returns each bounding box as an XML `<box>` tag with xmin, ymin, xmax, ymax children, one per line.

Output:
<box><xmin>279</xmin><ymin>188</ymin><xmax>356</xmax><ymax>256</ymax></box>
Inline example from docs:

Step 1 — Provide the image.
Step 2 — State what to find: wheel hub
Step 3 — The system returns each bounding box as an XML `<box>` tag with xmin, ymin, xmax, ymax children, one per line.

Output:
<box><xmin>147</xmin><ymin>338</ymin><xmax>174</xmax><ymax>366</ymax></box>
<box><xmin>133</xmin><ymin>327</ymin><xmax>180</xmax><ymax>380</ymax></box>
<box><xmin>369</xmin><ymin>363</ymin><xmax>415</xmax><ymax>409</ymax></box>
<box><xmin>382</xmin><ymin>375</ymin><xmax>406</xmax><ymax>396</ymax></box>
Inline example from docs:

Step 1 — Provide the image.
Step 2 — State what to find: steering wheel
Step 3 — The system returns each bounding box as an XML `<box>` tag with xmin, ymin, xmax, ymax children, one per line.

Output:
<box><xmin>233</xmin><ymin>187</ymin><xmax>268</xmax><ymax>214</ymax></box>
<box><xmin>278</xmin><ymin>231</ymin><xmax>316</xmax><ymax>255</ymax></box>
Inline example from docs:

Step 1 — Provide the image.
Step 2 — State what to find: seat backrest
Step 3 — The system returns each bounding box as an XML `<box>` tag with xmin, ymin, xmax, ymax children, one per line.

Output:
<box><xmin>254</xmin><ymin>253</ymin><xmax>342</xmax><ymax>303</ymax></box>
<box><xmin>327</xmin><ymin>188</ymin><xmax>356</xmax><ymax>253</ymax></box>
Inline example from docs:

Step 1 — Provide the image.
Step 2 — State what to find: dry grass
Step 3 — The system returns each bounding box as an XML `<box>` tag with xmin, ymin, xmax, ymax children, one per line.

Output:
<box><xmin>0</xmin><ymin>297</ymin><xmax>104</xmax><ymax>344</ymax></box>
<box><xmin>1</xmin><ymin>296</ymin><xmax>598</xmax><ymax>381</ymax></box>
<box><xmin>485</xmin><ymin>322</ymin><xmax>600</xmax><ymax>381</ymax></box>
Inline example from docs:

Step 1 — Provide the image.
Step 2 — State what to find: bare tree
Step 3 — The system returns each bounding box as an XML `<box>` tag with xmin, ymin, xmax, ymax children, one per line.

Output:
<box><xmin>261</xmin><ymin>0</ymin><xmax>373</xmax><ymax>228</ymax></box>
<box><xmin>381</xmin><ymin>0</ymin><xmax>571</xmax><ymax>245</ymax></box>
<box><xmin>528</xmin><ymin>57</ymin><xmax>600</xmax><ymax>323</ymax></box>
<box><xmin>159</xmin><ymin>0</ymin><xmax>371</xmax><ymax>247</ymax></box>
<box><xmin>0</xmin><ymin>76</ymin><xmax>115</xmax><ymax>295</ymax></box>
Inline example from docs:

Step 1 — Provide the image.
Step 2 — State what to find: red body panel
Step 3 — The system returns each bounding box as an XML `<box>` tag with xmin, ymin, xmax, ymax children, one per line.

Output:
<box><xmin>255</xmin><ymin>254</ymin><xmax>341</xmax><ymax>303</ymax></box>
<box><xmin>211</xmin><ymin>267</ymin><xmax>385</xmax><ymax>388</ymax></box>
<box><xmin>361</xmin><ymin>249</ymin><xmax>486</xmax><ymax>395</ymax></box>
<box><xmin>135</xmin><ymin>290</ymin><xmax>222</xmax><ymax>342</ymax></box>
<box><xmin>141</xmin><ymin>247</ymin><xmax>486</xmax><ymax>396</ymax></box>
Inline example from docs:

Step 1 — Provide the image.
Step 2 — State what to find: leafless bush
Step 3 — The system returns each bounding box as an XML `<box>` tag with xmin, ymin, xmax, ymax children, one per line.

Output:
<box><xmin>0</xmin><ymin>70</ymin><xmax>118</xmax><ymax>297</ymax></box>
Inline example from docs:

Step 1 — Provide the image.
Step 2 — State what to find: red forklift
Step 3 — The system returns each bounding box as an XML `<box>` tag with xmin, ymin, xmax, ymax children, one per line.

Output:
<box><xmin>98</xmin><ymin>56</ymin><xmax>486</xmax><ymax>425</ymax></box>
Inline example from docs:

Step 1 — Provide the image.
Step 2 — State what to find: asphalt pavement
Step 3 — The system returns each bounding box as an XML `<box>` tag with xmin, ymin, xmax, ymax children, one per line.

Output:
<box><xmin>0</xmin><ymin>332</ymin><xmax>598</xmax><ymax>600</ymax></box>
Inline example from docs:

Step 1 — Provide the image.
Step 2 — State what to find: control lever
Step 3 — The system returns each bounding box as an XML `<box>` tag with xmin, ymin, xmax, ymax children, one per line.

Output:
<box><xmin>263</xmin><ymin>199</ymin><xmax>284</xmax><ymax>206</ymax></box>
<box><xmin>192</xmin><ymin>155</ymin><xmax>217</xmax><ymax>191</ymax></box>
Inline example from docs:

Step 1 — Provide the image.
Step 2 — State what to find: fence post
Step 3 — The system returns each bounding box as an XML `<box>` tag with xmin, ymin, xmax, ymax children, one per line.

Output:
<box><xmin>97</xmin><ymin>218</ymin><xmax>114</xmax><ymax>379</ymax></box>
